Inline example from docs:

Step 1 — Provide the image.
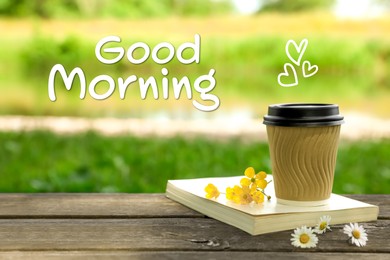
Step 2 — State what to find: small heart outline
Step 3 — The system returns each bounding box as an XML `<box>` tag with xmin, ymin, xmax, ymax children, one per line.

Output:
<box><xmin>302</xmin><ymin>60</ymin><xmax>318</xmax><ymax>78</ymax></box>
<box><xmin>286</xmin><ymin>39</ymin><xmax>308</xmax><ymax>66</ymax></box>
<box><xmin>277</xmin><ymin>63</ymin><xmax>298</xmax><ymax>87</ymax></box>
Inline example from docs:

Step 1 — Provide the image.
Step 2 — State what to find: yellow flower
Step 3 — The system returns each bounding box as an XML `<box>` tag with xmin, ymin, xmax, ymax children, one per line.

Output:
<box><xmin>226</xmin><ymin>185</ymin><xmax>241</xmax><ymax>203</ymax></box>
<box><xmin>234</xmin><ymin>185</ymin><xmax>253</xmax><ymax>205</ymax></box>
<box><xmin>226</xmin><ymin>167</ymin><xmax>271</xmax><ymax>205</ymax></box>
<box><xmin>252</xmin><ymin>190</ymin><xmax>265</xmax><ymax>204</ymax></box>
<box><xmin>205</xmin><ymin>183</ymin><xmax>220</xmax><ymax>199</ymax></box>
<box><xmin>255</xmin><ymin>179</ymin><xmax>268</xmax><ymax>189</ymax></box>
<box><xmin>249</xmin><ymin>183</ymin><xmax>257</xmax><ymax>194</ymax></box>
<box><xmin>226</xmin><ymin>185</ymin><xmax>252</xmax><ymax>204</ymax></box>
<box><xmin>257</xmin><ymin>171</ymin><xmax>267</xmax><ymax>179</ymax></box>
<box><xmin>226</xmin><ymin>186</ymin><xmax>236</xmax><ymax>200</ymax></box>
<box><xmin>243</xmin><ymin>167</ymin><xmax>268</xmax><ymax>190</ymax></box>
<box><xmin>244</xmin><ymin>167</ymin><xmax>256</xmax><ymax>178</ymax></box>
<box><xmin>240</xmin><ymin>177</ymin><xmax>251</xmax><ymax>187</ymax></box>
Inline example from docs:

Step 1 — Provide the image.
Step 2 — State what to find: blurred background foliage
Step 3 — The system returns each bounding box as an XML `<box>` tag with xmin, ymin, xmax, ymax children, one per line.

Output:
<box><xmin>1</xmin><ymin>0</ymin><xmax>388</xmax><ymax>18</ymax></box>
<box><xmin>0</xmin><ymin>0</ymin><xmax>232</xmax><ymax>18</ymax></box>
<box><xmin>0</xmin><ymin>0</ymin><xmax>388</xmax><ymax>117</ymax></box>
<box><xmin>0</xmin><ymin>0</ymin><xmax>389</xmax><ymax>193</ymax></box>
<box><xmin>0</xmin><ymin>0</ymin><xmax>337</xmax><ymax>18</ymax></box>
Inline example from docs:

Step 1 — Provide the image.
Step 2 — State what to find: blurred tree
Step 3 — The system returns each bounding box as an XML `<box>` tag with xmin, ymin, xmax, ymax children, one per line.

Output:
<box><xmin>0</xmin><ymin>0</ymin><xmax>79</xmax><ymax>18</ymax></box>
<box><xmin>259</xmin><ymin>0</ymin><xmax>335</xmax><ymax>12</ymax></box>
<box><xmin>0</xmin><ymin>0</ymin><xmax>39</xmax><ymax>17</ymax></box>
<box><xmin>374</xmin><ymin>0</ymin><xmax>390</xmax><ymax>8</ymax></box>
<box><xmin>172</xmin><ymin>0</ymin><xmax>232</xmax><ymax>16</ymax></box>
<box><xmin>0</xmin><ymin>0</ymin><xmax>232</xmax><ymax>18</ymax></box>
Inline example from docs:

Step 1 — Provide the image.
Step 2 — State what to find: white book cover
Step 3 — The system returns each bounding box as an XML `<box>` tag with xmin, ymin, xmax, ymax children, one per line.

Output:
<box><xmin>166</xmin><ymin>175</ymin><xmax>379</xmax><ymax>235</ymax></box>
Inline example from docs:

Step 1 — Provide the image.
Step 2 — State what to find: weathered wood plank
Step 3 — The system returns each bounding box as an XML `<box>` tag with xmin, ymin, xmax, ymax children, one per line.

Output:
<box><xmin>0</xmin><ymin>194</ymin><xmax>387</xmax><ymax>219</ymax></box>
<box><xmin>0</xmin><ymin>193</ymin><xmax>203</xmax><ymax>218</ymax></box>
<box><xmin>0</xmin><ymin>218</ymin><xmax>388</xmax><ymax>252</ymax></box>
<box><xmin>0</xmin><ymin>251</ymin><xmax>388</xmax><ymax>260</ymax></box>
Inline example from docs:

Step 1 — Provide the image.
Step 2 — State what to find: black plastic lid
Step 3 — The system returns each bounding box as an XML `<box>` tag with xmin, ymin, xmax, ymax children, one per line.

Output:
<box><xmin>263</xmin><ymin>103</ymin><xmax>344</xmax><ymax>127</ymax></box>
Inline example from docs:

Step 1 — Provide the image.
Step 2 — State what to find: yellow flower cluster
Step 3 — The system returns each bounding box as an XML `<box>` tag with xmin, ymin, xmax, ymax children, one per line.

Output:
<box><xmin>205</xmin><ymin>167</ymin><xmax>271</xmax><ymax>205</ymax></box>
<box><xmin>204</xmin><ymin>183</ymin><xmax>220</xmax><ymax>199</ymax></box>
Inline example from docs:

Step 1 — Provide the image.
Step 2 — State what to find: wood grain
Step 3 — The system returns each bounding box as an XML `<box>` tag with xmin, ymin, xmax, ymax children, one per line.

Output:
<box><xmin>0</xmin><ymin>218</ymin><xmax>388</xmax><ymax>252</ymax></box>
<box><xmin>0</xmin><ymin>251</ymin><xmax>388</xmax><ymax>260</ymax></box>
<box><xmin>0</xmin><ymin>194</ymin><xmax>387</xmax><ymax>218</ymax></box>
<box><xmin>0</xmin><ymin>193</ymin><xmax>203</xmax><ymax>218</ymax></box>
<box><xmin>0</xmin><ymin>194</ymin><xmax>388</xmax><ymax>257</ymax></box>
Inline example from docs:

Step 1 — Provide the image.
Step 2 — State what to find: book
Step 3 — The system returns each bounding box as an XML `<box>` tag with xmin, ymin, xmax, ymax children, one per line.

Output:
<box><xmin>166</xmin><ymin>175</ymin><xmax>379</xmax><ymax>235</ymax></box>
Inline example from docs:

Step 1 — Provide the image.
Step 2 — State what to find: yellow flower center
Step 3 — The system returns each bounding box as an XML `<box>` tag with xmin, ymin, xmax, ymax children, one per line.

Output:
<box><xmin>319</xmin><ymin>222</ymin><xmax>327</xmax><ymax>230</ymax></box>
<box><xmin>352</xmin><ymin>230</ymin><xmax>361</xmax><ymax>239</ymax></box>
<box><xmin>299</xmin><ymin>234</ymin><xmax>310</xmax><ymax>244</ymax></box>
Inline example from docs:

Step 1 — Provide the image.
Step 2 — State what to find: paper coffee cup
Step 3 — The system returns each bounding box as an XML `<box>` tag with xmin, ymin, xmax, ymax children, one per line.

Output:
<box><xmin>263</xmin><ymin>103</ymin><xmax>344</xmax><ymax>206</ymax></box>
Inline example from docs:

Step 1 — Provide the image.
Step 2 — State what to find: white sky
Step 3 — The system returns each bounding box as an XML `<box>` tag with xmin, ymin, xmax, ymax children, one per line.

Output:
<box><xmin>333</xmin><ymin>0</ymin><xmax>386</xmax><ymax>18</ymax></box>
<box><xmin>232</xmin><ymin>0</ymin><xmax>262</xmax><ymax>15</ymax></box>
<box><xmin>231</xmin><ymin>0</ymin><xmax>388</xmax><ymax>18</ymax></box>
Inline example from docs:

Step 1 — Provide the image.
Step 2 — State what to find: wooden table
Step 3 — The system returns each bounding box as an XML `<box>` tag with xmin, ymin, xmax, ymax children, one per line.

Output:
<box><xmin>0</xmin><ymin>194</ymin><xmax>388</xmax><ymax>259</ymax></box>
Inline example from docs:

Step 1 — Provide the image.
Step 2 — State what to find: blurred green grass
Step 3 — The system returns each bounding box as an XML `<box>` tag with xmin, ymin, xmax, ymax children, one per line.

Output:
<box><xmin>0</xmin><ymin>131</ymin><xmax>388</xmax><ymax>194</ymax></box>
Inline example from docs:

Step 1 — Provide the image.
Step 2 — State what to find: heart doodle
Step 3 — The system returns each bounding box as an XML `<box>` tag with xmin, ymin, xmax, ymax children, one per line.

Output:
<box><xmin>277</xmin><ymin>63</ymin><xmax>298</xmax><ymax>87</ymax></box>
<box><xmin>302</xmin><ymin>60</ymin><xmax>318</xmax><ymax>78</ymax></box>
<box><xmin>286</xmin><ymin>39</ymin><xmax>308</xmax><ymax>66</ymax></box>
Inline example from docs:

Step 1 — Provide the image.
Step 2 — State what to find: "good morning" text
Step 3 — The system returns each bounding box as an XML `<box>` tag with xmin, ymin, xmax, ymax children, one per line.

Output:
<box><xmin>48</xmin><ymin>34</ymin><xmax>219</xmax><ymax>112</ymax></box>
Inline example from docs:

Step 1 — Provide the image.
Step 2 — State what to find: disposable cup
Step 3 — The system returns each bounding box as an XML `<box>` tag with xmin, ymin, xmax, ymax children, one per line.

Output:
<box><xmin>263</xmin><ymin>103</ymin><xmax>344</xmax><ymax>206</ymax></box>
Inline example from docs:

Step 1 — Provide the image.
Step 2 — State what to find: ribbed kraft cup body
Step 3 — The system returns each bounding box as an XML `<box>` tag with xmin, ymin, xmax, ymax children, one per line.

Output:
<box><xmin>266</xmin><ymin>125</ymin><xmax>341</xmax><ymax>202</ymax></box>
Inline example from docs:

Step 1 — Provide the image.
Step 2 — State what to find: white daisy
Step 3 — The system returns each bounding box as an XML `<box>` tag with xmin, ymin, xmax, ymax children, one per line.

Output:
<box><xmin>343</xmin><ymin>223</ymin><xmax>368</xmax><ymax>247</ymax></box>
<box><xmin>291</xmin><ymin>226</ymin><xmax>318</xmax><ymax>248</ymax></box>
<box><xmin>314</xmin><ymin>215</ymin><xmax>332</xmax><ymax>234</ymax></box>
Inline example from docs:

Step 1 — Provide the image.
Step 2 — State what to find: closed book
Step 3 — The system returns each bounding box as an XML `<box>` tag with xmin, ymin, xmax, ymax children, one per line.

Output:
<box><xmin>166</xmin><ymin>175</ymin><xmax>379</xmax><ymax>235</ymax></box>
